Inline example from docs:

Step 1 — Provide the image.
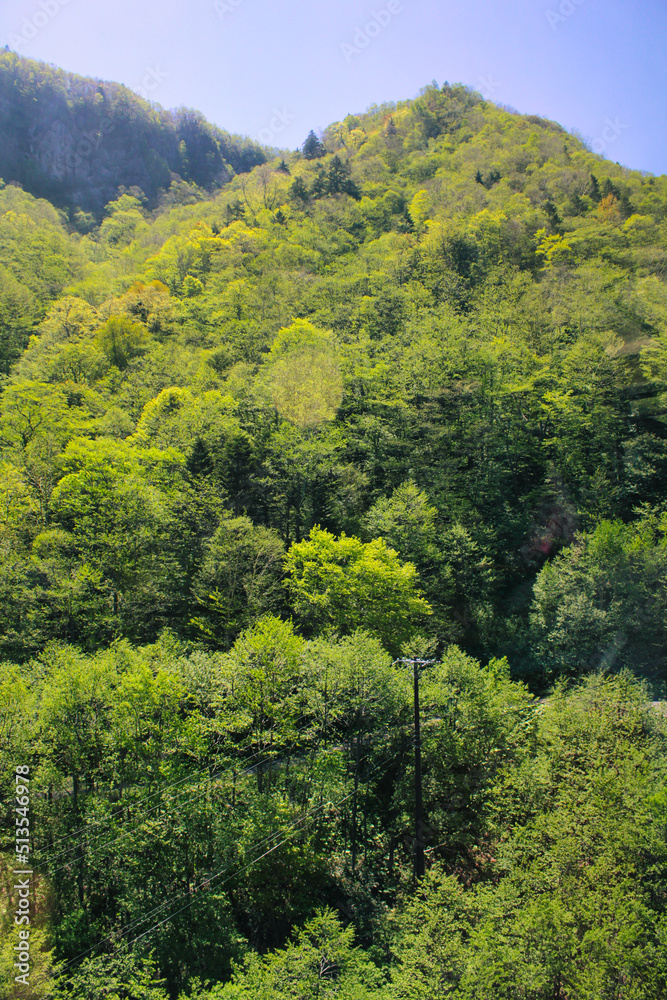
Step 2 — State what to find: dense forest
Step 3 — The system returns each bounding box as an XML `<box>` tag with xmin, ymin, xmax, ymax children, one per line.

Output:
<box><xmin>1</xmin><ymin>54</ymin><xmax>667</xmax><ymax>998</ymax></box>
<box><xmin>0</xmin><ymin>52</ymin><xmax>266</xmax><ymax>218</ymax></box>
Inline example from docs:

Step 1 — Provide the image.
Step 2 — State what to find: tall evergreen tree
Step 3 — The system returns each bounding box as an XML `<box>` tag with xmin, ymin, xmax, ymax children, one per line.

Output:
<box><xmin>302</xmin><ymin>130</ymin><xmax>325</xmax><ymax>159</ymax></box>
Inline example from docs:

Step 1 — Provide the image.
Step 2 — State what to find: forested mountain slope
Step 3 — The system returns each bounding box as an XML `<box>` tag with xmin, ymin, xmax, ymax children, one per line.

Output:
<box><xmin>0</xmin><ymin>52</ymin><xmax>266</xmax><ymax>218</ymax></box>
<box><xmin>1</xmin><ymin>76</ymin><xmax>667</xmax><ymax>999</ymax></box>
<box><xmin>0</xmin><ymin>78</ymin><xmax>666</xmax><ymax>680</ymax></box>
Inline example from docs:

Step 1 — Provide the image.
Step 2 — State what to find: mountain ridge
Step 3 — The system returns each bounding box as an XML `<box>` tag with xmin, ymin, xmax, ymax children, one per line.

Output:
<box><xmin>0</xmin><ymin>50</ymin><xmax>268</xmax><ymax>219</ymax></box>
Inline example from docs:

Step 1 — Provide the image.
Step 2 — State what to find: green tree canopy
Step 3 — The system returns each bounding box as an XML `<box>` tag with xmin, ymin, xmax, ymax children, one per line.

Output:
<box><xmin>285</xmin><ymin>526</ymin><xmax>432</xmax><ymax>653</ymax></box>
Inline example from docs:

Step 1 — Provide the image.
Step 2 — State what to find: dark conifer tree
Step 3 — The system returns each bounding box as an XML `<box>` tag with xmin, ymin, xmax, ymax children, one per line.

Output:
<box><xmin>311</xmin><ymin>165</ymin><xmax>328</xmax><ymax>198</ymax></box>
<box><xmin>326</xmin><ymin>156</ymin><xmax>349</xmax><ymax>194</ymax></box>
<box><xmin>544</xmin><ymin>198</ymin><xmax>562</xmax><ymax>229</ymax></box>
<box><xmin>302</xmin><ymin>130</ymin><xmax>325</xmax><ymax>160</ymax></box>
<box><xmin>289</xmin><ymin>176</ymin><xmax>310</xmax><ymax>203</ymax></box>
<box><xmin>187</xmin><ymin>437</ymin><xmax>214</xmax><ymax>479</ymax></box>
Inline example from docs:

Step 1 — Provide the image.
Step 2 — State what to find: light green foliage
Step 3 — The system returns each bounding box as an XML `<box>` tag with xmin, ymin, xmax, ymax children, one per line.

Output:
<box><xmin>0</xmin><ymin>663</ymin><xmax>33</xmax><ymax>775</ymax></box>
<box><xmin>530</xmin><ymin>513</ymin><xmax>667</xmax><ymax>680</ymax></box>
<box><xmin>0</xmin><ymin>183</ymin><xmax>82</xmax><ymax>371</ymax></box>
<box><xmin>390</xmin><ymin>872</ymin><xmax>471</xmax><ymax>999</ymax></box>
<box><xmin>0</xmin><ymin>898</ymin><xmax>54</xmax><ymax>999</ymax></box>
<box><xmin>112</xmin><ymin>660</ymin><xmax>195</xmax><ymax>776</ymax></box>
<box><xmin>100</xmin><ymin>196</ymin><xmax>149</xmax><ymax>248</ymax></box>
<box><xmin>53</xmin><ymin>953</ymin><xmax>170</xmax><ymax>1000</ymax></box>
<box><xmin>301</xmin><ymin>630</ymin><xmax>400</xmax><ymax>730</ymax></box>
<box><xmin>266</xmin><ymin>319</ymin><xmax>343</xmax><ymax>428</ymax></box>
<box><xmin>361</xmin><ymin>484</ymin><xmax>495</xmax><ymax>642</ymax></box>
<box><xmin>286</xmin><ymin>527</ymin><xmax>432</xmax><ymax>653</ymax></box>
<box><xmin>416</xmin><ymin>646</ymin><xmax>537</xmax><ymax>854</ymax></box>
<box><xmin>133</xmin><ymin>386</ymin><xmax>238</xmax><ymax>452</ymax></box>
<box><xmin>389</xmin><ymin>672</ymin><xmax>667</xmax><ymax>1000</ymax></box>
<box><xmin>211</xmin><ymin>909</ymin><xmax>386</xmax><ymax>999</ymax></box>
<box><xmin>192</xmin><ymin>517</ymin><xmax>285</xmax><ymax>647</ymax></box>
<box><xmin>36</xmin><ymin>645</ymin><xmax>115</xmax><ymax>795</ymax></box>
<box><xmin>223</xmin><ymin>615</ymin><xmax>304</xmax><ymax>745</ymax></box>
<box><xmin>97</xmin><ymin>315</ymin><xmax>150</xmax><ymax>369</ymax></box>
<box><xmin>1</xmin><ymin>381</ymin><xmax>80</xmax><ymax>453</ymax></box>
<box><xmin>0</xmin><ymin>67</ymin><xmax>667</xmax><ymax>1000</ymax></box>
<box><xmin>408</xmin><ymin>190</ymin><xmax>430</xmax><ymax>229</ymax></box>
<box><xmin>44</xmin><ymin>438</ymin><xmax>182</xmax><ymax>642</ymax></box>
<box><xmin>362</xmin><ymin>482</ymin><xmax>438</xmax><ymax>560</ymax></box>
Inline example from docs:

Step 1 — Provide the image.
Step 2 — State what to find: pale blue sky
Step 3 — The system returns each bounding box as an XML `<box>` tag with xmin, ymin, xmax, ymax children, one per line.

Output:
<box><xmin>1</xmin><ymin>0</ymin><xmax>665</xmax><ymax>174</ymax></box>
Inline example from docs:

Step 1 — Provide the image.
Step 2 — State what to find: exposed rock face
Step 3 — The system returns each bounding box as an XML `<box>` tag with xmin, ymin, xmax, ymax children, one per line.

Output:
<box><xmin>0</xmin><ymin>51</ymin><xmax>266</xmax><ymax>215</ymax></box>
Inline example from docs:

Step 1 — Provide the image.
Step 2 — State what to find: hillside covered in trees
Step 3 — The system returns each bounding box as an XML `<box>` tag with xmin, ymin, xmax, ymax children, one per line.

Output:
<box><xmin>2</xmin><ymin>60</ymin><xmax>667</xmax><ymax>999</ymax></box>
<box><xmin>0</xmin><ymin>51</ymin><xmax>266</xmax><ymax>219</ymax></box>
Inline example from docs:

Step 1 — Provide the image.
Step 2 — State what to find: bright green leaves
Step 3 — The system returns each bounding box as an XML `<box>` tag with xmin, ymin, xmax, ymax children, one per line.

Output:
<box><xmin>36</xmin><ymin>645</ymin><xmax>115</xmax><ymax>791</ymax></box>
<box><xmin>98</xmin><ymin>197</ymin><xmax>148</xmax><ymax>249</ymax></box>
<box><xmin>96</xmin><ymin>315</ymin><xmax>150</xmax><ymax>370</ymax></box>
<box><xmin>0</xmin><ymin>184</ymin><xmax>82</xmax><ymax>372</ymax></box>
<box><xmin>51</xmin><ymin>953</ymin><xmax>170</xmax><ymax>1000</ymax></box>
<box><xmin>530</xmin><ymin>514</ymin><xmax>667</xmax><ymax>681</ymax></box>
<box><xmin>265</xmin><ymin>320</ymin><xmax>343</xmax><ymax>428</ymax></box>
<box><xmin>535</xmin><ymin>228</ymin><xmax>574</xmax><ymax>267</ymax></box>
<box><xmin>1</xmin><ymin>381</ymin><xmax>80</xmax><ymax>452</ymax></box>
<box><xmin>46</xmin><ymin>438</ymin><xmax>182</xmax><ymax>642</ymax></box>
<box><xmin>224</xmin><ymin>616</ymin><xmax>304</xmax><ymax>724</ymax></box>
<box><xmin>391</xmin><ymin>872</ymin><xmax>471</xmax><ymax>1000</ymax></box>
<box><xmin>133</xmin><ymin>386</ymin><xmax>238</xmax><ymax>453</ymax></box>
<box><xmin>213</xmin><ymin>909</ymin><xmax>386</xmax><ymax>1000</ymax></box>
<box><xmin>408</xmin><ymin>189</ymin><xmax>430</xmax><ymax>230</ymax></box>
<box><xmin>112</xmin><ymin>660</ymin><xmax>195</xmax><ymax>776</ymax></box>
<box><xmin>285</xmin><ymin>526</ymin><xmax>432</xmax><ymax>653</ymax></box>
<box><xmin>388</xmin><ymin>671</ymin><xmax>667</xmax><ymax>1000</ymax></box>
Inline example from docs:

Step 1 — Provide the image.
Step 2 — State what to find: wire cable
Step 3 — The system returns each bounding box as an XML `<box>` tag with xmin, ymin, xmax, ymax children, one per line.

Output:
<box><xmin>29</xmin><ymin>732</ymin><xmax>414</xmax><ymax>990</ymax></box>
<box><xmin>38</xmin><ymin>711</ymin><xmax>320</xmax><ymax>873</ymax></box>
<box><xmin>36</xmin><ymin>707</ymin><xmax>318</xmax><ymax>863</ymax></box>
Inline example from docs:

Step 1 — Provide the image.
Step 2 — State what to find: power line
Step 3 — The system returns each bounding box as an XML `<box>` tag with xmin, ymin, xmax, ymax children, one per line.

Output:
<box><xmin>45</xmin><ymin>713</ymin><xmax>406</xmax><ymax>882</ymax></box>
<box><xmin>28</xmin><ymin>733</ymin><xmax>414</xmax><ymax>991</ymax></box>
<box><xmin>37</xmin><ymin>709</ymin><xmax>318</xmax><ymax>863</ymax></box>
<box><xmin>39</xmin><ymin>712</ymin><xmax>319</xmax><ymax>874</ymax></box>
<box><xmin>37</xmin><ymin>670</ymin><xmax>406</xmax><ymax>874</ymax></box>
<box><xmin>95</xmin><ymin>738</ymin><xmax>412</xmax><ymax>962</ymax></box>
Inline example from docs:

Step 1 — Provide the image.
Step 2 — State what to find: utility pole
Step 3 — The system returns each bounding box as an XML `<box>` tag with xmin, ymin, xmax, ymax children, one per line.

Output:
<box><xmin>396</xmin><ymin>658</ymin><xmax>436</xmax><ymax>881</ymax></box>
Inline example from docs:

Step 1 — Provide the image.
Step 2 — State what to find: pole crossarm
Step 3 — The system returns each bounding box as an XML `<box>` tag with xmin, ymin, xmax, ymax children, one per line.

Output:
<box><xmin>394</xmin><ymin>658</ymin><xmax>437</xmax><ymax>666</ymax></box>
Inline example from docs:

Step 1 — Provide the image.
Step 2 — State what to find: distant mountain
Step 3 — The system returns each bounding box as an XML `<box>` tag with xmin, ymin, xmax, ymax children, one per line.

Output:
<box><xmin>0</xmin><ymin>51</ymin><xmax>267</xmax><ymax>217</ymax></box>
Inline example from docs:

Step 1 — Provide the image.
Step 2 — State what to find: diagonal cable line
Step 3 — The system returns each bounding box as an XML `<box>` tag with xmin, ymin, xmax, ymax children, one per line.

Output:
<box><xmin>36</xmin><ymin>706</ymin><xmax>319</xmax><ymax>863</ymax></box>
<box><xmin>46</xmin><ymin>711</ymin><xmax>407</xmax><ymax>881</ymax></box>
<box><xmin>29</xmin><ymin>732</ymin><xmax>414</xmax><ymax>991</ymax></box>
<box><xmin>38</xmin><ymin>710</ymin><xmax>320</xmax><ymax>871</ymax></box>
<box><xmin>37</xmin><ymin>671</ymin><xmax>406</xmax><ymax>873</ymax></box>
